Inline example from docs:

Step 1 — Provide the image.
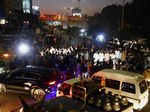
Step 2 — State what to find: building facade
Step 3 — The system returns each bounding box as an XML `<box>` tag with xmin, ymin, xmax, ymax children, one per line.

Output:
<box><xmin>32</xmin><ymin>0</ymin><xmax>40</xmax><ymax>15</ymax></box>
<box><xmin>39</xmin><ymin>14</ymin><xmax>87</xmax><ymax>29</ymax></box>
<box><xmin>0</xmin><ymin>0</ymin><xmax>5</xmax><ymax>18</ymax></box>
<box><xmin>0</xmin><ymin>0</ymin><xmax>31</xmax><ymax>17</ymax></box>
<box><xmin>72</xmin><ymin>8</ymin><xmax>82</xmax><ymax>17</ymax></box>
<box><xmin>22</xmin><ymin>0</ymin><xmax>32</xmax><ymax>13</ymax></box>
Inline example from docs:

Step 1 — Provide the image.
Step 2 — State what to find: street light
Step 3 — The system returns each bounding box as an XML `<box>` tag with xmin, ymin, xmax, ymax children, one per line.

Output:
<box><xmin>18</xmin><ymin>43</ymin><xmax>30</xmax><ymax>55</ymax></box>
<box><xmin>96</xmin><ymin>34</ymin><xmax>105</xmax><ymax>42</ymax></box>
<box><xmin>80</xmin><ymin>29</ymin><xmax>86</xmax><ymax>33</ymax></box>
<box><xmin>80</xmin><ymin>29</ymin><xmax>87</xmax><ymax>36</ymax></box>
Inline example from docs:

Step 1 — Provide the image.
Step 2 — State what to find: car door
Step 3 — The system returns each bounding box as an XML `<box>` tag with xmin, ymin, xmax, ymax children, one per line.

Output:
<box><xmin>5</xmin><ymin>70</ymin><xmax>26</xmax><ymax>85</ymax></box>
<box><xmin>4</xmin><ymin>71</ymin><xmax>30</xmax><ymax>94</ymax></box>
<box><xmin>23</xmin><ymin>72</ymin><xmax>41</xmax><ymax>85</ymax></box>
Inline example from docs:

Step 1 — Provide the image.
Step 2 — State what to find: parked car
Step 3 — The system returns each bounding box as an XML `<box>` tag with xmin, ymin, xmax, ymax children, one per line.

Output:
<box><xmin>0</xmin><ymin>65</ymin><xmax>61</xmax><ymax>101</ymax></box>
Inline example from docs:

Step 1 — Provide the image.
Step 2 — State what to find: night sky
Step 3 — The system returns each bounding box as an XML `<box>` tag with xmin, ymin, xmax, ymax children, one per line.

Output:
<box><xmin>40</xmin><ymin>0</ymin><xmax>133</xmax><ymax>15</ymax></box>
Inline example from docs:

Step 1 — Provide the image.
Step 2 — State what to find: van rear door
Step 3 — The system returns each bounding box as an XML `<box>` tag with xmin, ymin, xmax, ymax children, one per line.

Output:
<box><xmin>105</xmin><ymin>78</ymin><xmax>121</xmax><ymax>94</ymax></box>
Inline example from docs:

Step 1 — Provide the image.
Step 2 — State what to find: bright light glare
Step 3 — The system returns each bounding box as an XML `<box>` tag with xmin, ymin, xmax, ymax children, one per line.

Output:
<box><xmin>18</xmin><ymin>44</ymin><xmax>30</xmax><ymax>55</ymax></box>
<box><xmin>49</xmin><ymin>81</ymin><xmax>56</xmax><ymax>85</ymax></box>
<box><xmin>57</xmin><ymin>83</ymin><xmax>61</xmax><ymax>88</ymax></box>
<box><xmin>0</xmin><ymin>19</ymin><xmax>6</xmax><ymax>24</ymax></box>
<box><xmin>80</xmin><ymin>29</ymin><xmax>86</xmax><ymax>33</ymax></box>
<box><xmin>19</xmin><ymin>107</ymin><xmax>24</xmax><ymax>112</ymax></box>
<box><xmin>96</xmin><ymin>34</ymin><xmax>104</xmax><ymax>42</ymax></box>
<box><xmin>3</xmin><ymin>53</ymin><xmax>9</xmax><ymax>58</ymax></box>
<box><xmin>32</xmin><ymin>6</ymin><xmax>39</xmax><ymax>11</ymax></box>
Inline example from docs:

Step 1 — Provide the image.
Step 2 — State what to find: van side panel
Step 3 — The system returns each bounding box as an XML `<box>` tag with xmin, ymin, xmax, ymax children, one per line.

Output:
<box><xmin>91</xmin><ymin>70</ymin><xmax>149</xmax><ymax>110</ymax></box>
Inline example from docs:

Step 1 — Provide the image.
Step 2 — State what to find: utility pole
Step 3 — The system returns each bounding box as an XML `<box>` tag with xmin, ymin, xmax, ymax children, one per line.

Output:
<box><xmin>78</xmin><ymin>0</ymin><xmax>80</xmax><ymax>8</ymax></box>
<box><xmin>118</xmin><ymin>0</ymin><xmax>126</xmax><ymax>39</ymax></box>
<box><xmin>121</xmin><ymin>0</ymin><xmax>125</xmax><ymax>31</ymax></box>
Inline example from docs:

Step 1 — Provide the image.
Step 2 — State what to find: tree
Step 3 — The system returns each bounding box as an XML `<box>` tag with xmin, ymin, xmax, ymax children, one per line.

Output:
<box><xmin>88</xmin><ymin>5</ymin><xmax>122</xmax><ymax>39</ymax></box>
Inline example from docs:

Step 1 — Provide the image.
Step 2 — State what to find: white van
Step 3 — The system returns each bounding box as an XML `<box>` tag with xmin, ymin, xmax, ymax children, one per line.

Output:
<box><xmin>91</xmin><ymin>69</ymin><xmax>149</xmax><ymax>110</ymax></box>
<box><xmin>56</xmin><ymin>78</ymin><xmax>82</xmax><ymax>97</ymax></box>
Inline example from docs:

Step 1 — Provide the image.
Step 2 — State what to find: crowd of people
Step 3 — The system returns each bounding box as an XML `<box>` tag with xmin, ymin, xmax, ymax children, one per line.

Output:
<box><xmin>38</xmin><ymin>43</ymin><xmax>150</xmax><ymax>80</ymax></box>
<box><xmin>4</xmin><ymin>39</ymin><xmax>150</xmax><ymax>81</ymax></box>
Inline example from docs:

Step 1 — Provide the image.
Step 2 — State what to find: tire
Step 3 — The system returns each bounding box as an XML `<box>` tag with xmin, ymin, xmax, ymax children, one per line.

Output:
<box><xmin>31</xmin><ymin>87</ymin><xmax>46</xmax><ymax>102</ymax></box>
<box><xmin>0</xmin><ymin>83</ymin><xmax>6</xmax><ymax>95</ymax></box>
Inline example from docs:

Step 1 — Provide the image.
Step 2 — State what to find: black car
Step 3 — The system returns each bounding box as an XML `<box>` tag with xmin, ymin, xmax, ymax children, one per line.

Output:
<box><xmin>0</xmin><ymin>65</ymin><xmax>61</xmax><ymax>101</ymax></box>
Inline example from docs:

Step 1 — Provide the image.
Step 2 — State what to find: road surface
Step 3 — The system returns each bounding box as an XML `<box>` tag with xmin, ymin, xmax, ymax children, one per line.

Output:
<box><xmin>0</xmin><ymin>90</ymin><xmax>150</xmax><ymax>112</ymax></box>
<box><xmin>0</xmin><ymin>94</ymin><xmax>36</xmax><ymax>112</ymax></box>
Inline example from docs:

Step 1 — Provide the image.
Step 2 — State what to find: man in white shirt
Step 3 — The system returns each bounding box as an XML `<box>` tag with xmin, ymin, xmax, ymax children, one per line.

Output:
<box><xmin>98</xmin><ymin>51</ymin><xmax>104</xmax><ymax>63</ymax></box>
<box><xmin>147</xmin><ymin>55</ymin><xmax>150</xmax><ymax>64</ymax></box>
<box><xmin>110</xmin><ymin>52</ymin><xmax>116</xmax><ymax>66</ymax></box>
<box><xmin>93</xmin><ymin>51</ymin><xmax>99</xmax><ymax>66</ymax></box>
<box><xmin>84</xmin><ymin>50</ymin><xmax>89</xmax><ymax>61</ymax></box>
<box><xmin>115</xmin><ymin>50</ymin><xmax>120</xmax><ymax>59</ymax></box>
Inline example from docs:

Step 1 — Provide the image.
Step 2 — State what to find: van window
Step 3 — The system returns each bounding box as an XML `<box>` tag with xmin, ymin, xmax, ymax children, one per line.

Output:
<box><xmin>139</xmin><ymin>80</ymin><xmax>147</xmax><ymax>94</ymax></box>
<box><xmin>105</xmin><ymin>79</ymin><xmax>120</xmax><ymax>90</ymax></box>
<box><xmin>121</xmin><ymin>82</ymin><xmax>136</xmax><ymax>94</ymax></box>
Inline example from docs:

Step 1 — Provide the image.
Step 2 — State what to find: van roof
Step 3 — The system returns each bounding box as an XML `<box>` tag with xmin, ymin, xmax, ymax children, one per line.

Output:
<box><xmin>63</xmin><ymin>78</ymin><xmax>81</xmax><ymax>85</ymax></box>
<box><xmin>94</xmin><ymin>69</ymin><xmax>144</xmax><ymax>82</ymax></box>
<box><xmin>64</xmin><ymin>78</ymin><xmax>90</xmax><ymax>85</ymax></box>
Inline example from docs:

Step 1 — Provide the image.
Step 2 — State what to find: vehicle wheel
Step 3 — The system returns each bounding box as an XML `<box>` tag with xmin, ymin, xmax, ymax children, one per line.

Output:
<box><xmin>31</xmin><ymin>87</ymin><xmax>46</xmax><ymax>102</ymax></box>
<box><xmin>0</xmin><ymin>83</ymin><xmax>6</xmax><ymax>95</ymax></box>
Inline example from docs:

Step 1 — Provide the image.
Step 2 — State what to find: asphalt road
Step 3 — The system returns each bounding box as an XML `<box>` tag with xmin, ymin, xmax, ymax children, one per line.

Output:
<box><xmin>0</xmin><ymin>86</ymin><xmax>57</xmax><ymax>112</ymax></box>
<box><xmin>0</xmin><ymin>94</ymin><xmax>36</xmax><ymax>112</ymax></box>
<box><xmin>0</xmin><ymin>81</ymin><xmax>149</xmax><ymax>112</ymax></box>
<box><xmin>0</xmin><ymin>90</ymin><xmax>150</xmax><ymax>112</ymax></box>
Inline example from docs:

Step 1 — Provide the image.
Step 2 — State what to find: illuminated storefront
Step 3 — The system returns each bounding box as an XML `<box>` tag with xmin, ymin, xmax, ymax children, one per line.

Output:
<box><xmin>32</xmin><ymin>0</ymin><xmax>40</xmax><ymax>15</ymax></box>
<box><xmin>23</xmin><ymin>0</ymin><xmax>32</xmax><ymax>13</ymax></box>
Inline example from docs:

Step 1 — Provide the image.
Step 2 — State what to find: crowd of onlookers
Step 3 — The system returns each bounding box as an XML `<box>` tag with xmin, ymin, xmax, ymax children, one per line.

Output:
<box><xmin>37</xmin><ymin>44</ymin><xmax>150</xmax><ymax>79</ymax></box>
<box><xmin>4</xmin><ymin>41</ymin><xmax>150</xmax><ymax>80</ymax></box>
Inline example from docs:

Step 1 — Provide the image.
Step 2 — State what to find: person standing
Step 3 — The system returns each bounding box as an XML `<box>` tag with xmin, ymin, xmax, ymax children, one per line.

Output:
<box><xmin>98</xmin><ymin>50</ymin><xmax>104</xmax><ymax>66</ymax></box>
<box><xmin>104</xmin><ymin>51</ymin><xmax>110</xmax><ymax>64</ymax></box>
<box><xmin>93</xmin><ymin>51</ymin><xmax>99</xmax><ymax>66</ymax></box>
<box><xmin>75</xmin><ymin>60</ymin><xmax>81</xmax><ymax>78</ymax></box>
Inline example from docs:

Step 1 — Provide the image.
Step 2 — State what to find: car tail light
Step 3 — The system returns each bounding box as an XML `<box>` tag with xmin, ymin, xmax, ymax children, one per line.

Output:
<box><xmin>49</xmin><ymin>81</ymin><xmax>56</xmax><ymax>85</ymax></box>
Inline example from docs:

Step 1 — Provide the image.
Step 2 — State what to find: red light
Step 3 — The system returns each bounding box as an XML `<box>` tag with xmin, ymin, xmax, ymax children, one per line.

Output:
<box><xmin>49</xmin><ymin>81</ymin><xmax>56</xmax><ymax>85</ymax></box>
<box><xmin>24</xmin><ymin>21</ymin><xmax>29</xmax><ymax>24</ymax></box>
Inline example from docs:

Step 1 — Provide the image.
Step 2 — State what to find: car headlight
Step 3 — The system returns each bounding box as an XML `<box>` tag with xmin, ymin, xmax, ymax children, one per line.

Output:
<box><xmin>0</xmin><ymin>83</ymin><xmax>6</xmax><ymax>94</ymax></box>
<box><xmin>45</xmin><ymin>88</ymin><xmax>50</xmax><ymax>93</ymax></box>
<box><xmin>31</xmin><ymin>87</ymin><xmax>46</xmax><ymax>102</ymax></box>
